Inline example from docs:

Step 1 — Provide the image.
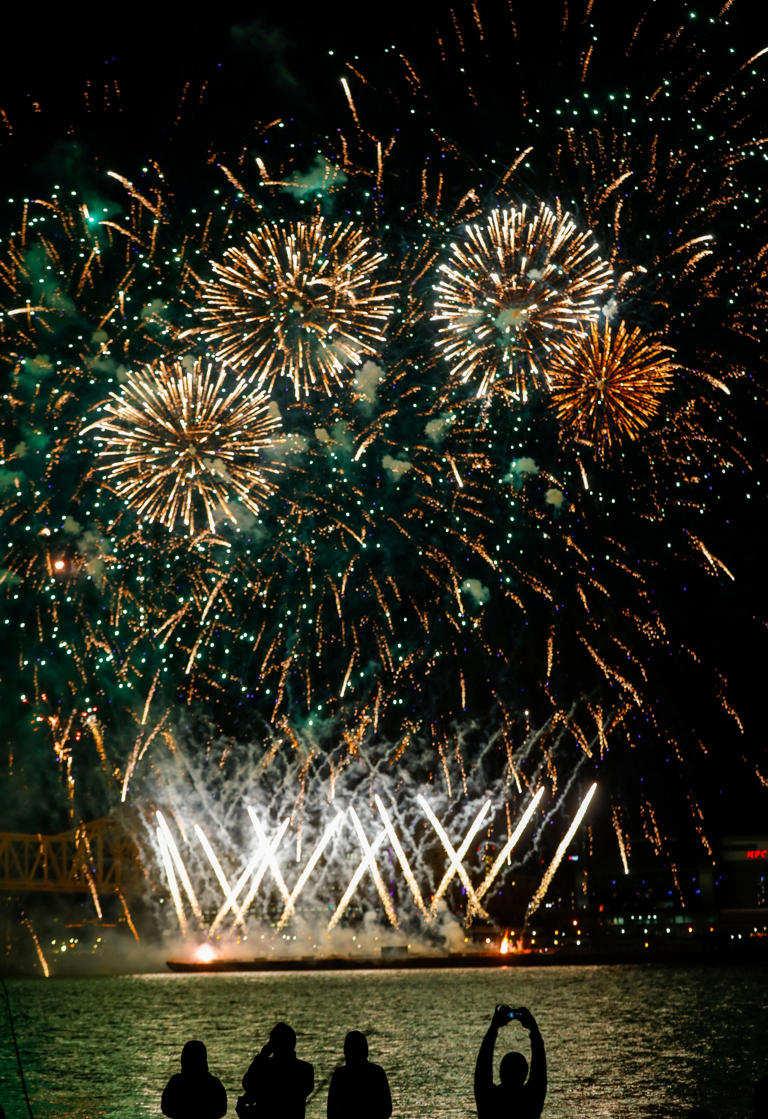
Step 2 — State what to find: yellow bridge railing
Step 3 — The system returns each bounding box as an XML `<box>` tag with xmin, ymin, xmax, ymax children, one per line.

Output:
<box><xmin>0</xmin><ymin>817</ymin><xmax>143</xmax><ymax>895</ymax></box>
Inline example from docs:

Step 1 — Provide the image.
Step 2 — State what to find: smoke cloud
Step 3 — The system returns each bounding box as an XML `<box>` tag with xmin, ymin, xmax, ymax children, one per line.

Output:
<box><xmin>461</xmin><ymin>578</ymin><xmax>490</xmax><ymax>606</ymax></box>
<box><xmin>382</xmin><ymin>454</ymin><xmax>412</xmax><ymax>481</ymax></box>
<box><xmin>282</xmin><ymin>154</ymin><xmax>348</xmax><ymax>199</ymax></box>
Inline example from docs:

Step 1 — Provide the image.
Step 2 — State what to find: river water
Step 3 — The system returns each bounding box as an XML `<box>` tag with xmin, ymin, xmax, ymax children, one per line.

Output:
<box><xmin>0</xmin><ymin>964</ymin><xmax>765</xmax><ymax>1118</ymax></box>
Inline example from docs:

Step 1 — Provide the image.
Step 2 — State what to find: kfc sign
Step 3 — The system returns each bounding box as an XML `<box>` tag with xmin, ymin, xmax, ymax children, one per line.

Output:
<box><xmin>746</xmin><ymin>849</ymin><xmax>767</xmax><ymax>859</ymax></box>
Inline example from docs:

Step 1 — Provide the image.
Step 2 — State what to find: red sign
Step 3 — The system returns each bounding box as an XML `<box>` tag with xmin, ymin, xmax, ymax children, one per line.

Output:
<box><xmin>746</xmin><ymin>849</ymin><xmax>767</xmax><ymax>859</ymax></box>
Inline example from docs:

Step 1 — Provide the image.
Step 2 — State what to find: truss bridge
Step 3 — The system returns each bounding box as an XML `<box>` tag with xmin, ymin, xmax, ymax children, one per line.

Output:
<box><xmin>0</xmin><ymin>817</ymin><xmax>143</xmax><ymax>896</ymax></box>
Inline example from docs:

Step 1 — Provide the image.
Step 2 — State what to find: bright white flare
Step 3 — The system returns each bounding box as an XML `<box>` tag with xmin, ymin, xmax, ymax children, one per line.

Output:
<box><xmin>526</xmin><ymin>783</ymin><xmax>597</xmax><ymax>917</ymax></box>
<box><xmin>153</xmin><ymin>787</ymin><xmax>595</xmax><ymax>936</ymax></box>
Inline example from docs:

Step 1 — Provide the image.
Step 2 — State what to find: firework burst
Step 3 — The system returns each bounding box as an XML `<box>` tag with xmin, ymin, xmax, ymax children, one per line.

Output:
<box><xmin>86</xmin><ymin>358</ymin><xmax>281</xmax><ymax>535</ymax></box>
<box><xmin>547</xmin><ymin>320</ymin><xmax>676</xmax><ymax>450</ymax></box>
<box><xmin>432</xmin><ymin>204</ymin><xmax>613</xmax><ymax>399</ymax></box>
<box><xmin>198</xmin><ymin>219</ymin><xmax>397</xmax><ymax>399</ymax></box>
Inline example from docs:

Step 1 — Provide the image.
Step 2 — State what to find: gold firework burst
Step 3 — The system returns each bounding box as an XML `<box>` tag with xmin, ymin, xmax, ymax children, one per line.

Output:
<box><xmin>547</xmin><ymin>320</ymin><xmax>676</xmax><ymax>448</ymax></box>
<box><xmin>86</xmin><ymin>358</ymin><xmax>281</xmax><ymax>534</ymax></box>
<box><xmin>432</xmin><ymin>204</ymin><xmax>613</xmax><ymax>399</ymax></box>
<box><xmin>198</xmin><ymin>219</ymin><xmax>396</xmax><ymax>399</ymax></box>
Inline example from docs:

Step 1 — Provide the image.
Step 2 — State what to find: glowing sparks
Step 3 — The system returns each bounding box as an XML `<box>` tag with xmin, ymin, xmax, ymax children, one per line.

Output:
<box><xmin>328</xmin><ymin>825</ymin><xmax>387</xmax><ymax>932</ymax></box>
<box><xmin>199</xmin><ymin>219</ymin><xmax>396</xmax><ymax>398</ymax></box>
<box><xmin>226</xmin><ymin>818</ymin><xmax>291</xmax><ymax>931</ymax></box>
<box><xmin>155</xmin><ymin>789</ymin><xmax>567</xmax><ymax>935</ymax></box>
<box><xmin>375</xmin><ymin>795</ymin><xmax>429</xmax><ymax>918</ymax></box>
<box><xmin>194</xmin><ymin>943</ymin><xmax>218</xmax><ymax>964</ymax></box>
<box><xmin>417</xmin><ymin>795</ymin><xmax>491</xmax><ymax>920</ymax></box>
<box><xmin>612</xmin><ymin>804</ymin><xmax>630</xmax><ymax>876</ymax></box>
<box><xmin>87</xmin><ymin>358</ymin><xmax>280</xmax><ymax>534</ymax></box>
<box><xmin>156</xmin><ymin>826</ymin><xmax>187</xmax><ymax>935</ymax></box>
<box><xmin>276</xmin><ymin>813</ymin><xmax>344</xmax><ymax>929</ymax></box>
<box><xmin>547</xmin><ymin>321</ymin><xmax>676</xmax><ymax>448</ymax></box>
<box><xmin>476</xmin><ymin>786</ymin><xmax>545</xmax><ymax>903</ymax></box>
<box><xmin>432</xmin><ymin>205</ymin><xmax>613</xmax><ymax>398</ymax></box>
<box><xmin>21</xmin><ymin>915</ymin><xmax>50</xmax><ymax>978</ymax></box>
<box><xmin>195</xmin><ymin>825</ymin><xmax>247</xmax><ymax>933</ymax></box>
<box><xmin>348</xmin><ymin>807</ymin><xmax>400</xmax><ymax>928</ymax></box>
<box><xmin>155</xmin><ymin>812</ymin><xmax>204</xmax><ymax>928</ymax></box>
<box><xmin>527</xmin><ymin>783</ymin><xmax>598</xmax><ymax>917</ymax></box>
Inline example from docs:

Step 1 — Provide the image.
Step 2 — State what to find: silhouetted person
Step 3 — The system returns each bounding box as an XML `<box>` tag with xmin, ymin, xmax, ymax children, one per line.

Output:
<box><xmin>238</xmin><ymin>1021</ymin><xmax>314</xmax><ymax>1119</ymax></box>
<box><xmin>751</xmin><ymin>1075</ymin><xmax>768</xmax><ymax>1119</ymax></box>
<box><xmin>474</xmin><ymin>1004</ymin><xmax>546</xmax><ymax>1119</ymax></box>
<box><xmin>162</xmin><ymin>1039</ymin><xmax>227</xmax><ymax>1119</ymax></box>
<box><xmin>327</xmin><ymin>1030</ymin><xmax>392</xmax><ymax>1119</ymax></box>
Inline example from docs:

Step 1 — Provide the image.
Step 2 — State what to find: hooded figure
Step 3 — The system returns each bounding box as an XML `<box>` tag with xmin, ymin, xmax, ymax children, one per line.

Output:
<box><xmin>327</xmin><ymin>1030</ymin><xmax>392</xmax><ymax>1119</ymax></box>
<box><xmin>239</xmin><ymin>1022</ymin><xmax>314</xmax><ymax>1119</ymax></box>
<box><xmin>162</xmin><ymin>1039</ymin><xmax>228</xmax><ymax>1119</ymax></box>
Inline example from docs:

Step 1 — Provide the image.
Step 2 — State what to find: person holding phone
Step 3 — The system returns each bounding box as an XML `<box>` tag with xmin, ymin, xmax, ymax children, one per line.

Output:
<box><xmin>237</xmin><ymin>1022</ymin><xmax>314</xmax><ymax>1119</ymax></box>
<box><xmin>474</xmin><ymin>1004</ymin><xmax>546</xmax><ymax>1119</ymax></box>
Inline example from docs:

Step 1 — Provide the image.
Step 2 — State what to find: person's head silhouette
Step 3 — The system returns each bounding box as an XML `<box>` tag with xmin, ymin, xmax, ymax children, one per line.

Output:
<box><xmin>269</xmin><ymin>1021</ymin><xmax>296</xmax><ymax>1057</ymax></box>
<box><xmin>343</xmin><ymin>1030</ymin><xmax>369</xmax><ymax>1065</ymax></box>
<box><xmin>499</xmin><ymin>1050</ymin><xmax>528</xmax><ymax>1088</ymax></box>
<box><xmin>180</xmin><ymin>1039</ymin><xmax>209</xmax><ymax>1078</ymax></box>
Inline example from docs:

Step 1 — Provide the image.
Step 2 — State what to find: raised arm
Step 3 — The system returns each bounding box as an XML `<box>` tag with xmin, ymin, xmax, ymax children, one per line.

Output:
<box><xmin>474</xmin><ymin>1006</ymin><xmax>510</xmax><ymax>1105</ymax></box>
<box><xmin>242</xmin><ymin>1044</ymin><xmax>271</xmax><ymax>1092</ymax></box>
<box><xmin>517</xmin><ymin>1007</ymin><xmax>547</xmax><ymax>1114</ymax></box>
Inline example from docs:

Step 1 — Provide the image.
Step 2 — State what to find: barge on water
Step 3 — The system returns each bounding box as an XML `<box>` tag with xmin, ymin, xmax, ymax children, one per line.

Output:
<box><xmin>166</xmin><ymin>940</ymin><xmax>768</xmax><ymax>972</ymax></box>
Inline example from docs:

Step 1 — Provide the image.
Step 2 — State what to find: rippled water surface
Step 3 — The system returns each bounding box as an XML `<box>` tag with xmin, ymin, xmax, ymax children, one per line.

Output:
<box><xmin>1</xmin><ymin>965</ymin><xmax>766</xmax><ymax>1118</ymax></box>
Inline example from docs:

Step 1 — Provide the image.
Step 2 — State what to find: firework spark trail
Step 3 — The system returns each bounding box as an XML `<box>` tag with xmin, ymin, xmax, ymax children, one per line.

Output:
<box><xmin>328</xmin><ymin>825</ymin><xmax>388</xmax><ymax>931</ymax></box>
<box><xmin>194</xmin><ymin>824</ymin><xmax>247</xmax><ymax>933</ymax></box>
<box><xmin>375</xmin><ymin>794</ymin><xmax>430</xmax><ymax>917</ymax></box>
<box><xmin>527</xmin><ymin>783</ymin><xmax>598</xmax><ymax>917</ymax></box>
<box><xmin>276</xmin><ymin>812</ymin><xmax>344</xmax><ymax>929</ymax></box>
<box><xmin>612</xmin><ymin>804</ymin><xmax>630</xmax><ymax>876</ymax></box>
<box><xmin>417</xmin><ymin>796</ymin><xmax>491</xmax><ymax>920</ymax></box>
<box><xmin>348</xmin><ymin>807</ymin><xmax>400</xmax><ymax>928</ymax></box>
<box><xmin>21</xmin><ymin>915</ymin><xmax>50</xmax><ymax>978</ymax></box>
<box><xmin>475</xmin><ymin>785</ymin><xmax>546</xmax><ymax>902</ymax></box>
<box><xmin>146</xmin><ymin>719</ymin><xmax>599</xmax><ymax>937</ymax></box>
<box><xmin>224</xmin><ymin>818</ymin><xmax>291</xmax><ymax>932</ymax></box>
<box><xmin>432</xmin><ymin>204</ymin><xmax>613</xmax><ymax>399</ymax></box>
<box><xmin>87</xmin><ymin>358</ymin><xmax>281</xmax><ymax>535</ymax></box>
<box><xmin>74</xmin><ymin>823</ymin><xmax>104</xmax><ymax>919</ymax></box>
<box><xmin>156</xmin><ymin>826</ymin><xmax>187</xmax><ymax>935</ymax></box>
<box><xmin>154</xmin><ymin>779</ymin><xmax>566</xmax><ymax>936</ymax></box>
<box><xmin>246</xmin><ymin>807</ymin><xmax>293</xmax><ymax>910</ymax></box>
<box><xmin>199</xmin><ymin>219</ymin><xmax>396</xmax><ymax>398</ymax></box>
<box><xmin>117</xmin><ymin>890</ymin><xmax>141</xmax><ymax>942</ymax></box>
<box><xmin>155</xmin><ymin>811</ymin><xmax>204</xmax><ymax>928</ymax></box>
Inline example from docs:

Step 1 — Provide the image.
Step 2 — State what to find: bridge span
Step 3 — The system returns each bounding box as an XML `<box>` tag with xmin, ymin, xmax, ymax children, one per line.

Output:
<box><xmin>0</xmin><ymin>817</ymin><xmax>143</xmax><ymax>896</ymax></box>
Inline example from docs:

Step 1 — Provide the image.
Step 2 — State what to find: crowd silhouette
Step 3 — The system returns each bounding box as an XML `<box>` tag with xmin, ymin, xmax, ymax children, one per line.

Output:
<box><xmin>158</xmin><ymin>1009</ymin><xmax>767</xmax><ymax>1118</ymax></box>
